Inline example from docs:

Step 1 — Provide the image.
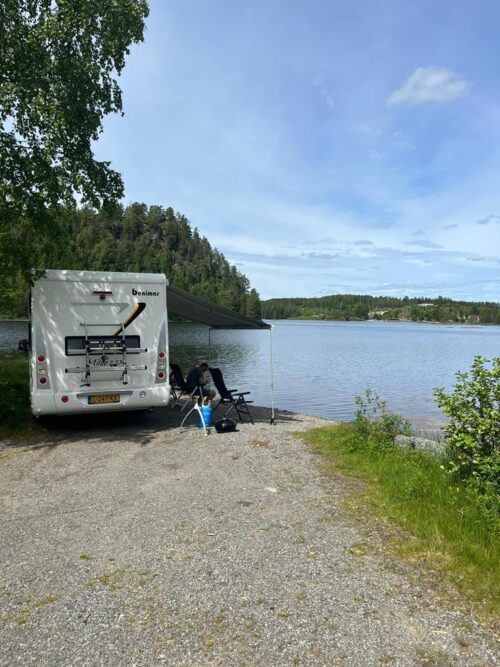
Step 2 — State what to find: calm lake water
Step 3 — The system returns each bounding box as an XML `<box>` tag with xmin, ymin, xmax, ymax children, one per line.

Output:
<box><xmin>1</xmin><ymin>319</ymin><xmax>498</xmax><ymax>426</ymax></box>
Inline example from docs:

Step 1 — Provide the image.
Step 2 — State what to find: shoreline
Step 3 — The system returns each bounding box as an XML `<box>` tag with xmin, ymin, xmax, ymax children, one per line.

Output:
<box><xmin>0</xmin><ymin>318</ymin><xmax>29</xmax><ymax>323</ymax></box>
<box><xmin>264</xmin><ymin>317</ymin><xmax>499</xmax><ymax>327</ymax></box>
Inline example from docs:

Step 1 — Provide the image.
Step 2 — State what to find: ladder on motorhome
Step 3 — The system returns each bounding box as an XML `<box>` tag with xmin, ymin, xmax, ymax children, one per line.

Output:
<box><xmin>65</xmin><ymin>322</ymin><xmax>148</xmax><ymax>386</ymax></box>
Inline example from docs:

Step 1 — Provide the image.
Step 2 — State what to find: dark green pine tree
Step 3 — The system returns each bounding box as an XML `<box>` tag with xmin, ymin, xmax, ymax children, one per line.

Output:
<box><xmin>247</xmin><ymin>288</ymin><xmax>262</xmax><ymax>320</ymax></box>
<box><xmin>0</xmin><ymin>203</ymin><xmax>260</xmax><ymax>319</ymax></box>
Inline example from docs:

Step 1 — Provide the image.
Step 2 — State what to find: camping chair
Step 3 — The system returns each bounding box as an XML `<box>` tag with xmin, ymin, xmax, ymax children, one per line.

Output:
<box><xmin>169</xmin><ymin>363</ymin><xmax>202</xmax><ymax>410</ymax></box>
<box><xmin>209</xmin><ymin>367</ymin><xmax>254</xmax><ymax>424</ymax></box>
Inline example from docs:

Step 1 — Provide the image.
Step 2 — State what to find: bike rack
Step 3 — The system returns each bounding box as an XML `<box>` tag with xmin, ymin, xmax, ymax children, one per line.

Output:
<box><xmin>64</xmin><ymin>322</ymin><xmax>147</xmax><ymax>386</ymax></box>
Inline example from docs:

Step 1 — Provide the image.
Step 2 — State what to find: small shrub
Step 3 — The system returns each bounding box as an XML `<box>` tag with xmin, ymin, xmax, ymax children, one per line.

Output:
<box><xmin>434</xmin><ymin>356</ymin><xmax>499</xmax><ymax>493</ymax></box>
<box><xmin>354</xmin><ymin>389</ymin><xmax>411</xmax><ymax>443</ymax></box>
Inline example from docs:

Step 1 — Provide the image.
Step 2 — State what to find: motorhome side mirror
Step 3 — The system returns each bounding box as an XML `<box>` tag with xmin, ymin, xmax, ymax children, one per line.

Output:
<box><xmin>18</xmin><ymin>339</ymin><xmax>29</xmax><ymax>353</ymax></box>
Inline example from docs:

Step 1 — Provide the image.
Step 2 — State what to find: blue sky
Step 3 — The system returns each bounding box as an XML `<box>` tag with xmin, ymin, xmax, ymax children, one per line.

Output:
<box><xmin>95</xmin><ymin>0</ymin><xmax>500</xmax><ymax>301</ymax></box>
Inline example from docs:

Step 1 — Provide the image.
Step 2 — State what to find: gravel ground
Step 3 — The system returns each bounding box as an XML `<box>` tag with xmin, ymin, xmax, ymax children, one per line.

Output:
<box><xmin>0</xmin><ymin>406</ymin><xmax>498</xmax><ymax>667</ymax></box>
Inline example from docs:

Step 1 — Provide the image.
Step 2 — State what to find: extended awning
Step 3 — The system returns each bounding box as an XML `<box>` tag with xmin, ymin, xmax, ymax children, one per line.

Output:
<box><xmin>166</xmin><ymin>285</ymin><xmax>271</xmax><ymax>330</ymax></box>
<box><xmin>167</xmin><ymin>284</ymin><xmax>275</xmax><ymax>423</ymax></box>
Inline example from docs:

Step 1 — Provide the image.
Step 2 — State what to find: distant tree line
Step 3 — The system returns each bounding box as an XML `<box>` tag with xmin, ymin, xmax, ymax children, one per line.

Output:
<box><xmin>0</xmin><ymin>203</ymin><xmax>262</xmax><ymax>320</ymax></box>
<box><xmin>261</xmin><ymin>294</ymin><xmax>500</xmax><ymax>325</ymax></box>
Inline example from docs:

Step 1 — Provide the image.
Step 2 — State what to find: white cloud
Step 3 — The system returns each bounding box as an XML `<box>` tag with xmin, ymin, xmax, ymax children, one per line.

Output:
<box><xmin>387</xmin><ymin>67</ymin><xmax>471</xmax><ymax>106</ymax></box>
<box><xmin>406</xmin><ymin>239</ymin><xmax>443</xmax><ymax>249</ymax></box>
<box><xmin>313</xmin><ymin>77</ymin><xmax>336</xmax><ymax>109</ymax></box>
<box><xmin>476</xmin><ymin>214</ymin><xmax>500</xmax><ymax>225</ymax></box>
<box><xmin>301</xmin><ymin>251</ymin><xmax>339</xmax><ymax>260</ymax></box>
<box><xmin>321</xmin><ymin>89</ymin><xmax>336</xmax><ymax>109</ymax></box>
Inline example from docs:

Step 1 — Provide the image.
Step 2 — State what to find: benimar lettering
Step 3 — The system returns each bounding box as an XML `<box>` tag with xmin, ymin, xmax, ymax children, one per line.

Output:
<box><xmin>132</xmin><ymin>288</ymin><xmax>159</xmax><ymax>296</ymax></box>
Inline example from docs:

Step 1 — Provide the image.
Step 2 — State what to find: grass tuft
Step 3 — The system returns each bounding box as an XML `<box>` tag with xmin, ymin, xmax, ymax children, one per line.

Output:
<box><xmin>0</xmin><ymin>353</ymin><xmax>52</xmax><ymax>441</ymax></box>
<box><xmin>0</xmin><ymin>354</ymin><xmax>30</xmax><ymax>432</ymax></box>
<box><xmin>33</xmin><ymin>594</ymin><xmax>60</xmax><ymax>608</ymax></box>
<box><xmin>303</xmin><ymin>423</ymin><xmax>499</xmax><ymax>616</ymax></box>
<box><xmin>85</xmin><ymin>569</ymin><xmax>126</xmax><ymax>591</ymax></box>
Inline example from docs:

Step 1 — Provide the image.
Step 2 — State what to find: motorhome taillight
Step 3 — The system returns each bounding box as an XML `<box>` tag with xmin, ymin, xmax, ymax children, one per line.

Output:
<box><xmin>157</xmin><ymin>371</ymin><xmax>165</xmax><ymax>379</ymax></box>
<box><xmin>39</xmin><ymin>377</ymin><xmax>47</xmax><ymax>385</ymax></box>
<box><xmin>37</xmin><ymin>354</ymin><xmax>45</xmax><ymax>363</ymax></box>
<box><xmin>38</xmin><ymin>366</ymin><xmax>46</xmax><ymax>374</ymax></box>
<box><xmin>159</xmin><ymin>351</ymin><xmax>166</xmax><ymax>359</ymax></box>
<box><xmin>61</xmin><ymin>395</ymin><xmax>69</xmax><ymax>403</ymax></box>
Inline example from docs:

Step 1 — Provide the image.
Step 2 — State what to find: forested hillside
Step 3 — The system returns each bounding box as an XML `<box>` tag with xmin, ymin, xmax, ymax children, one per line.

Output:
<box><xmin>262</xmin><ymin>295</ymin><xmax>500</xmax><ymax>324</ymax></box>
<box><xmin>0</xmin><ymin>203</ymin><xmax>262</xmax><ymax>319</ymax></box>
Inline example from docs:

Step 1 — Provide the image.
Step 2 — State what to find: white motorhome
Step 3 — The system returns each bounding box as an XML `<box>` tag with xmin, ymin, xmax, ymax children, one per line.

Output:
<box><xmin>30</xmin><ymin>270</ymin><xmax>170</xmax><ymax>416</ymax></box>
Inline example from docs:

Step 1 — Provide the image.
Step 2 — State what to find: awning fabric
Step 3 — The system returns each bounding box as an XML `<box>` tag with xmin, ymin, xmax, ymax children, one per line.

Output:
<box><xmin>166</xmin><ymin>285</ymin><xmax>271</xmax><ymax>330</ymax></box>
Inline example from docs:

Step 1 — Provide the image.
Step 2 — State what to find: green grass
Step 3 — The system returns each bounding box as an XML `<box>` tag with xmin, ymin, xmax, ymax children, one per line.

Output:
<box><xmin>0</xmin><ymin>353</ymin><xmax>36</xmax><ymax>438</ymax></box>
<box><xmin>303</xmin><ymin>423</ymin><xmax>500</xmax><ymax>617</ymax></box>
<box><xmin>0</xmin><ymin>353</ymin><xmax>28</xmax><ymax>383</ymax></box>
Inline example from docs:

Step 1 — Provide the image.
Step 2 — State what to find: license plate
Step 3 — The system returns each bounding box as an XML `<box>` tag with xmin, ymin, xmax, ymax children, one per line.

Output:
<box><xmin>88</xmin><ymin>394</ymin><xmax>120</xmax><ymax>405</ymax></box>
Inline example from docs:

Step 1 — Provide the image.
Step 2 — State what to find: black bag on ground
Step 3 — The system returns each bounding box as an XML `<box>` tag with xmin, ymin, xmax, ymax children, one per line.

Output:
<box><xmin>214</xmin><ymin>418</ymin><xmax>237</xmax><ymax>433</ymax></box>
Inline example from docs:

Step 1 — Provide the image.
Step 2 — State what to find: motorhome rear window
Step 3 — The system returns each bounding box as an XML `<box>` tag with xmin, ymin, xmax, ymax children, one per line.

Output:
<box><xmin>65</xmin><ymin>335</ymin><xmax>140</xmax><ymax>355</ymax></box>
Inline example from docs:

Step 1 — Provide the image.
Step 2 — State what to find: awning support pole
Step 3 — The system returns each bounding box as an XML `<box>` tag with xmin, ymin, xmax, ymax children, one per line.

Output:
<box><xmin>269</xmin><ymin>326</ymin><xmax>276</xmax><ymax>425</ymax></box>
<box><xmin>207</xmin><ymin>327</ymin><xmax>213</xmax><ymax>390</ymax></box>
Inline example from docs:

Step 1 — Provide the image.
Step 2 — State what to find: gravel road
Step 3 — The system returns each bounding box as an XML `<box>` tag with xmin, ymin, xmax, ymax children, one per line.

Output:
<box><xmin>0</xmin><ymin>407</ymin><xmax>498</xmax><ymax>666</ymax></box>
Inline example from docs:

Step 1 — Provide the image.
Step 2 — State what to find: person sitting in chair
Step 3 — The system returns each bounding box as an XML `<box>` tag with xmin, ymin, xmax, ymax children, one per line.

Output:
<box><xmin>186</xmin><ymin>362</ymin><xmax>216</xmax><ymax>400</ymax></box>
